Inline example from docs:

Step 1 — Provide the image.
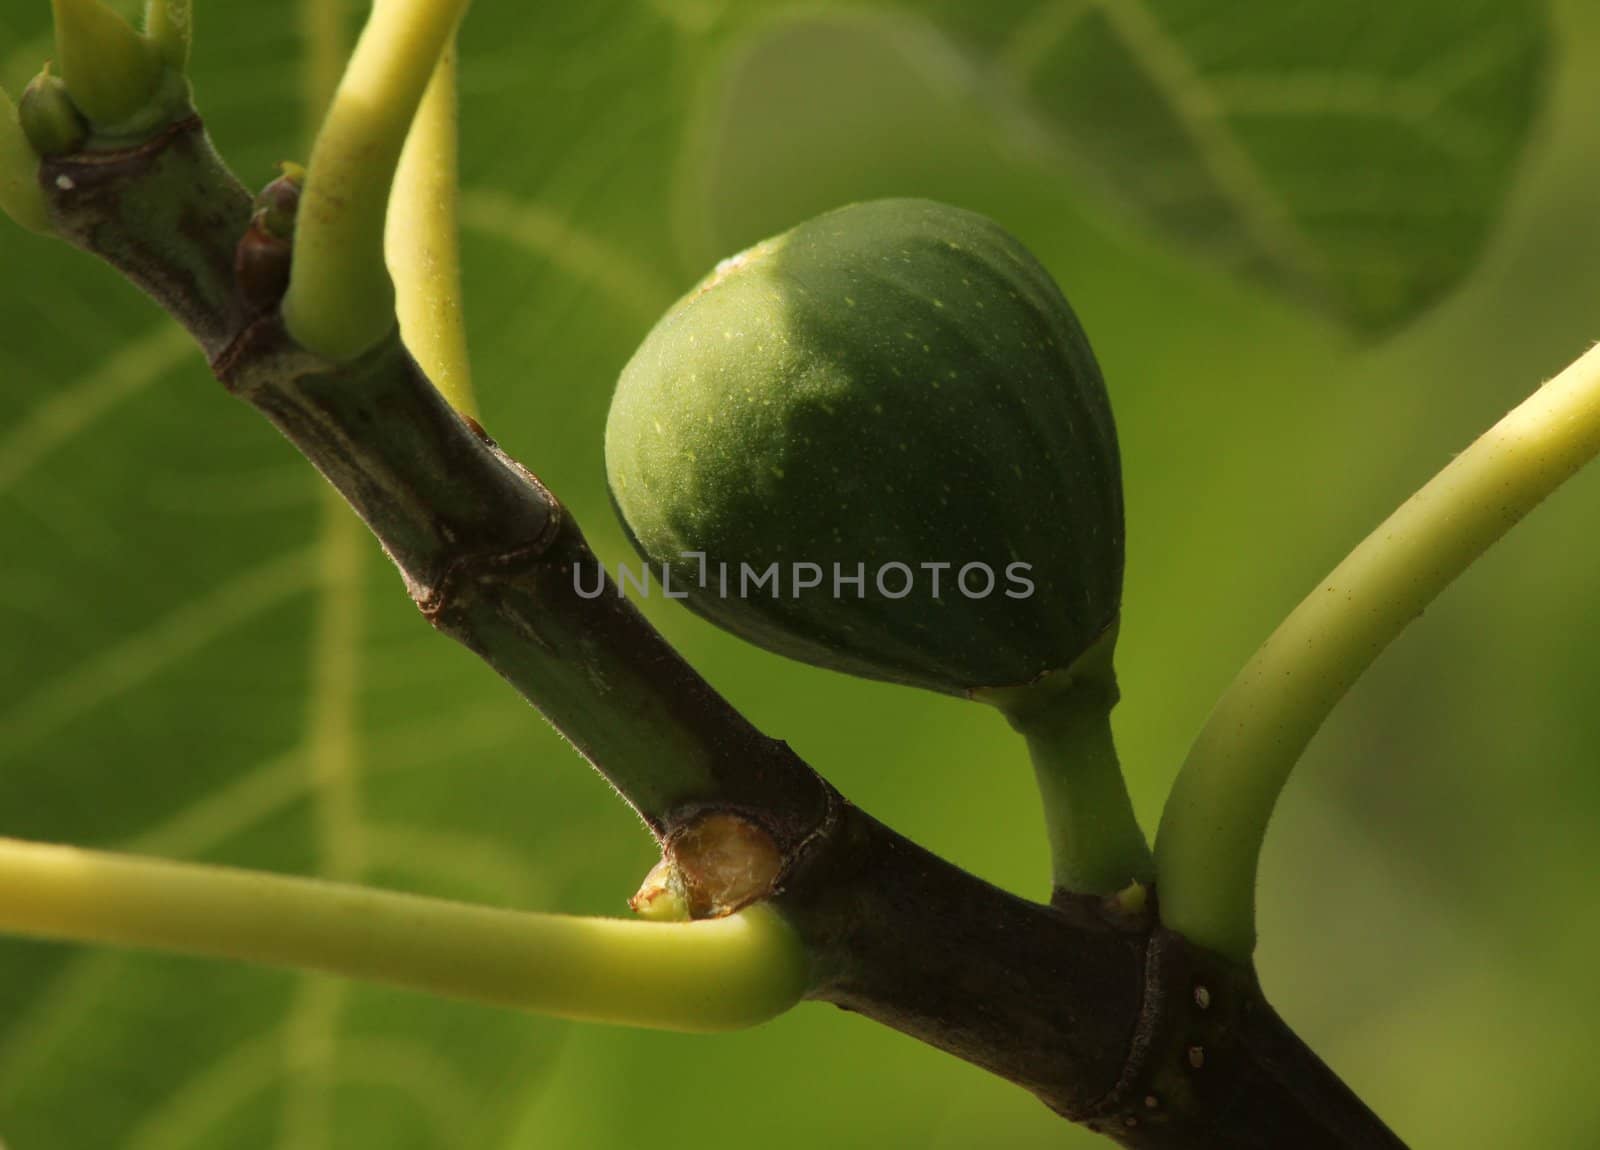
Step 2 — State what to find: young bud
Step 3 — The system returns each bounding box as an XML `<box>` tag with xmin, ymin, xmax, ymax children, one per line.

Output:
<box><xmin>652</xmin><ymin>814</ymin><xmax>784</xmax><ymax>920</ymax></box>
<box><xmin>254</xmin><ymin>162</ymin><xmax>305</xmax><ymax>240</ymax></box>
<box><xmin>0</xmin><ymin>90</ymin><xmax>51</xmax><ymax>235</ymax></box>
<box><xmin>629</xmin><ymin>858</ymin><xmax>691</xmax><ymax>923</ymax></box>
<box><xmin>234</xmin><ymin>166</ymin><xmax>308</xmax><ymax>312</ymax></box>
<box><xmin>51</xmin><ymin>0</ymin><xmax>164</xmax><ymax>126</ymax></box>
<box><xmin>18</xmin><ymin>69</ymin><xmax>89</xmax><ymax>157</ymax></box>
<box><xmin>235</xmin><ymin>224</ymin><xmax>292</xmax><ymax>315</ymax></box>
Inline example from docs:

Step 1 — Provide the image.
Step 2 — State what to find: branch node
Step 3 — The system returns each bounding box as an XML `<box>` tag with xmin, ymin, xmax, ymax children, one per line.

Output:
<box><xmin>41</xmin><ymin>111</ymin><xmax>200</xmax><ymax>187</ymax></box>
<box><xmin>210</xmin><ymin>309</ymin><xmax>304</xmax><ymax>390</ymax></box>
<box><xmin>415</xmin><ymin>494</ymin><xmax>565</xmax><ymax>625</ymax></box>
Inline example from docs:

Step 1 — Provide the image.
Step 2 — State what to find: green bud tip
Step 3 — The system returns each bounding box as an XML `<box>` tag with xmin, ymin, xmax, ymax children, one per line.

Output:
<box><xmin>0</xmin><ymin>89</ymin><xmax>52</xmax><ymax>235</ymax></box>
<box><xmin>18</xmin><ymin>68</ymin><xmax>89</xmax><ymax>157</ymax></box>
<box><xmin>52</xmin><ymin>0</ymin><xmax>165</xmax><ymax>126</ymax></box>
<box><xmin>629</xmin><ymin>858</ymin><xmax>692</xmax><ymax>923</ymax></box>
<box><xmin>143</xmin><ymin>0</ymin><xmax>193</xmax><ymax>70</ymax></box>
<box><xmin>630</xmin><ymin>814</ymin><xmax>786</xmax><ymax>923</ymax></box>
<box><xmin>253</xmin><ymin>164</ymin><xmax>305</xmax><ymax>241</ymax></box>
<box><xmin>1111</xmin><ymin>879</ymin><xmax>1149</xmax><ymax>918</ymax></box>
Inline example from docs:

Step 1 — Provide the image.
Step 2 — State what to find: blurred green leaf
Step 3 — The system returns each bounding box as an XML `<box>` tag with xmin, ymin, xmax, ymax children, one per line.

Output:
<box><xmin>0</xmin><ymin>1</ymin><xmax>1595</xmax><ymax>1149</ymax></box>
<box><xmin>750</xmin><ymin>0</ymin><xmax>1551</xmax><ymax>329</ymax></box>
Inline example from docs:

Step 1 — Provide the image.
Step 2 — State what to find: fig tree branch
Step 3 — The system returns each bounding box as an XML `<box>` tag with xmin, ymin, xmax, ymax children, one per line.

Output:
<box><xmin>0</xmin><ymin>8</ymin><xmax>1411</xmax><ymax>1145</ymax></box>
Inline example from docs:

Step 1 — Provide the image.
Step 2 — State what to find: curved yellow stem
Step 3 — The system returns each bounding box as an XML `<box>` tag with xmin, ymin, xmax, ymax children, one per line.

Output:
<box><xmin>386</xmin><ymin>31</ymin><xmax>476</xmax><ymax>416</ymax></box>
<box><xmin>0</xmin><ymin>837</ymin><xmax>809</xmax><ymax>1032</ymax></box>
<box><xmin>1157</xmin><ymin>341</ymin><xmax>1600</xmax><ymax>960</ymax></box>
<box><xmin>283</xmin><ymin>0</ymin><xmax>472</xmax><ymax>362</ymax></box>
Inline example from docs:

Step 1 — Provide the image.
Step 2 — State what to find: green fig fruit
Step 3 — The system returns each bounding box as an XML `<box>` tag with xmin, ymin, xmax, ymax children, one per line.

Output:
<box><xmin>605</xmin><ymin>198</ymin><xmax>1122</xmax><ymax>697</ymax></box>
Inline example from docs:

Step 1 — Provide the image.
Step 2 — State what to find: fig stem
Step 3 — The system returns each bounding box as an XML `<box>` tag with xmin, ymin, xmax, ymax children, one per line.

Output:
<box><xmin>386</xmin><ymin>27</ymin><xmax>476</xmax><ymax>416</ymax></box>
<box><xmin>1020</xmin><ymin>698</ymin><xmax>1155</xmax><ymax>896</ymax></box>
<box><xmin>984</xmin><ymin>627</ymin><xmax>1154</xmax><ymax>896</ymax></box>
<box><xmin>0</xmin><ymin>836</ymin><xmax>808</xmax><ymax>1033</ymax></box>
<box><xmin>283</xmin><ymin>0</ymin><xmax>472</xmax><ymax>362</ymax></box>
<box><xmin>301</xmin><ymin>0</ymin><xmax>347</xmax><ymax>138</ymax></box>
<box><xmin>0</xmin><ymin>88</ymin><xmax>51</xmax><ymax>235</ymax></box>
<box><xmin>1156</xmin><ymin>339</ymin><xmax>1600</xmax><ymax>961</ymax></box>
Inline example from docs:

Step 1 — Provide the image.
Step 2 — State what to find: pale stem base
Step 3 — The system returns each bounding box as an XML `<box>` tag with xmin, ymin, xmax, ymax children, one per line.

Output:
<box><xmin>0</xmin><ymin>837</ymin><xmax>809</xmax><ymax>1032</ymax></box>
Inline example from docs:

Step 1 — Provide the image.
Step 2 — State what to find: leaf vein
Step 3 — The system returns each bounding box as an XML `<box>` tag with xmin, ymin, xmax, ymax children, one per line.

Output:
<box><xmin>0</xmin><ymin>549</ymin><xmax>320</xmax><ymax>768</ymax></box>
<box><xmin>1095</xmin><ymin>0</ymin><xmax>1326</xmax><ymax>289</ymax></box>
<box><xmin>459</xmin><ymin>188</ymin><xmax>676</xmax><ymax>321</ymax></box>
<box><xmin>0</xmin><ymin>325</ymin><xmax>192</xmax><ymax>497</ymax></box>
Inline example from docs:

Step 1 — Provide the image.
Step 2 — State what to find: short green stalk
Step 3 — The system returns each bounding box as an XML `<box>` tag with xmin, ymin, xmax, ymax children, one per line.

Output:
<box><xmin>0</xmin><ymin>88</ymin><xmax>50</xmax><ymax>234</ymax></box>
<box><xmin>982</xmin><ymin>628</ymin><xmax>1154</xmax><ymax>896</ymax></box>
<box><xmin>1157</xmin><ymin>341</ymin><xmax>1600</xmax><ymax>960</ymax></box>
<box><xmin>0</xmin><ymin>837</ymin><xmax>808</xmax><ymax>1032</ymax></box>
<box><xmin>283</xmin><ymin>0</ymin><xmax>473</xmax><ymax>362</ymax></box>
<box><xmin>1017</xmin><ymin>699</ymin><xmax>1154</xmax><ymax>896</ymax></box>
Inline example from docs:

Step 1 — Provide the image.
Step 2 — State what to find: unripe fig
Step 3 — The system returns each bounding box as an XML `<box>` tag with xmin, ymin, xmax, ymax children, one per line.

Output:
<box><xmin>605</xmin><ymin>198</ymin><xmax>1122</xmax><ymax>697</ymax></box>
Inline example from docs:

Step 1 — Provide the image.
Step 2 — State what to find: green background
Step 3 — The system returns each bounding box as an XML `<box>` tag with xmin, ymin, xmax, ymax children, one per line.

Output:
<box><xmin>1</xmin><ymin>0</ymin><xmax>1597</xmax><ymax>1146</ymax></box>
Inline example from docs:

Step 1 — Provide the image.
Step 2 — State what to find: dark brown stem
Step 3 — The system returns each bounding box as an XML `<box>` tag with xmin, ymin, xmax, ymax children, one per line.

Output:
<box><xmin>780</xmin><ymin>803</ymin><xmax>1404</xmax><ymax>1148</ymax></box>
<box><xmin>28</xmin><ymin>114</ymin><xmax>1407</xmax><ymax>1149</ymax></box>
<box><xmin>216</xmin><ymin>316</ymin><xmax>832</xmax><ymax>849</ymax></box>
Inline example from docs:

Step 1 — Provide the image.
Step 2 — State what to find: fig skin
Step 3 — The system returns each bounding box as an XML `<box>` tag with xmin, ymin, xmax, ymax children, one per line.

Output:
<box><xmin>605</xmin><ymin>198</ymin><xmax>1123</xmax><ymax>696</ymax></box>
